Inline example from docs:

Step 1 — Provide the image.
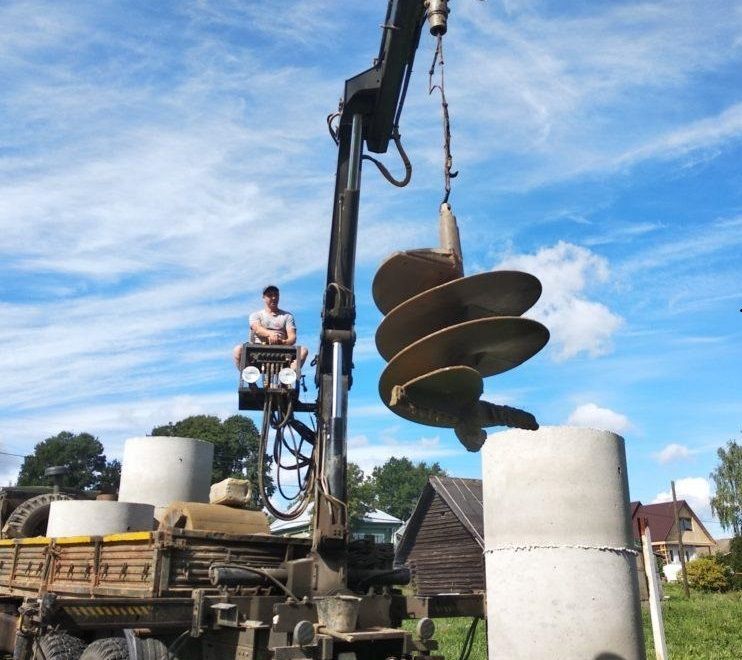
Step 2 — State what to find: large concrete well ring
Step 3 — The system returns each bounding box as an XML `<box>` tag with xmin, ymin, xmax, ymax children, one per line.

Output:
<box><xmin>46</xmin><ymin>500</ymin><xmax>155</xmax><ymax>537</ymax></box>
<box><xmin>482</xmin><ymin>426</ymin><xmax>645</xmax><ymax>660</ymax></box>
<box><xmin>117</xmin><ymin>436</ymin><xmax>214</xmax><ymax>520</ymax></box>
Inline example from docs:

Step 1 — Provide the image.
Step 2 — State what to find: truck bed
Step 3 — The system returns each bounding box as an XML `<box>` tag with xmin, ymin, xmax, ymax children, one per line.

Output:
<box><xmin>0</xmin><ymin>529</ymin><xmax>311</xmax><ymax>599</ymax></box>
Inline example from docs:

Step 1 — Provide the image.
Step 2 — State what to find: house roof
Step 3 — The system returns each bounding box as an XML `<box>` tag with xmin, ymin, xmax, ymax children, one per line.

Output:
<box><xmin>396</xmin><ymin>476</ymin><xmax>484</xmax><ymax>560</ymax></box>
<box><xmin>269</xmin><ymin>508</ymin><xmax>401</xmax><ymax>534</ymax></box>
<box><xmin>363</xmin><ymin>509</ymin><xmax>403</xmax><ymax>524</ymax></box>
<box><xmin>629</xmin><ymin>500</ymin><xmax>715</xmax><ymax>544</ymax></box>
<box><xmin>429</xmin><ymin>476</ymin><xmax>484</xmax><ymax>547</ymax></box>
<box><xmin>269</xmin><ymin>508</ymin><xmax>311</xmax><ymax>534</ymax></box>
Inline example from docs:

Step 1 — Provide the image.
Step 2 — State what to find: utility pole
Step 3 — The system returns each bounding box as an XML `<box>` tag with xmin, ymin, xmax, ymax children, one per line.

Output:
<box><xmin>671</xmin><ymin>480</ymin><xmax>691</xmax><ymax>598</ymax></box>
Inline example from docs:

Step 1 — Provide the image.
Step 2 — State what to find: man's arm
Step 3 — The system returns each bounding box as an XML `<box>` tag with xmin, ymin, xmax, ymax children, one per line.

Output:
<box><xmin>284</xmin><ymin>314</ymin><xmax>297</xmax><ymax>346</ymax></box>
<box><xmin>250</xmin><ymin>312</ymin><xmax>282</xmax><ymax>344</ymax></box>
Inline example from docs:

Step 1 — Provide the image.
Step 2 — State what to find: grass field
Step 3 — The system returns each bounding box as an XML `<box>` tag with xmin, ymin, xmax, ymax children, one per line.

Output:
<box><xmin>405</xmin><ymin>584</ymin><xmax>742</xmax><ymax>659</ymax></box>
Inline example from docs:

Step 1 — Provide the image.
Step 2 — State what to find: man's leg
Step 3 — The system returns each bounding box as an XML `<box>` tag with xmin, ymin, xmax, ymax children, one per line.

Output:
<box><xmin>290</xmin><ymin>346</ymin><xmax>309</xmax><ymax>372</ymax></box>
<box><xmin>232</xmin><ymin>344</ymin><xmax>243</xmax><ymax>370</ymax></box>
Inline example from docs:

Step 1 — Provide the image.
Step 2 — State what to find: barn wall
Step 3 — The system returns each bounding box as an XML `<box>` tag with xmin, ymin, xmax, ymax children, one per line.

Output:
<box><xmin>405</xmin><ymin>494</ymin><xmax>485</xmax><ymax>596</ymax></box>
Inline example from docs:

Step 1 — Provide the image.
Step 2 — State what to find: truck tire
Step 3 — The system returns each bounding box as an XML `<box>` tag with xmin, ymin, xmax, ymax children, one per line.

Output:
<box><xmin>135</xmin><ymin>638</ymin><xmax>170</xmax><ymax>660</ymax></box>
<box><xmin>35</xmin><ymin>632</ymin><xmax>86</xmax><ymax>659</ymax></box>
<box><xmin>3</xmin><ymin>493</ymin><xmax>73</xmax><ymax>538</ymax></box>
<box><xmin>80</xmin><ymin>638</ymin><xmax>129</xmax><ymax>660</ymax></box>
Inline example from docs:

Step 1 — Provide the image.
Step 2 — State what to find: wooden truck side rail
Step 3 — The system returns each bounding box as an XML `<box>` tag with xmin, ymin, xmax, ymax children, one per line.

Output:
<box><xmin>0</xmin><ymin>529</ymin><xmax>311</xmax><ymax>599</ymax></box>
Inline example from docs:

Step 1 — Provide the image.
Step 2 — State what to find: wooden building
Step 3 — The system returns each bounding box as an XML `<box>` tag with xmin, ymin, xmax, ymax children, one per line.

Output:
<box><xmin>395</xmin><ymin>476</ymin><xmax>485</xmax><ymax>596</ymax></box>
<box><xmin>630</xmin><ymin>500</ymin><xmax>716</xmax><ymax>581</ymax></box>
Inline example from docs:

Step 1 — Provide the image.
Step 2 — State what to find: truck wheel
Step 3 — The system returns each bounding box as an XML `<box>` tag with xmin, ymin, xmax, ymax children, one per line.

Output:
<box><xmin>80</xmin><ymin>638</ymin><xmax>129</xmax><ymax>660</ymax></box>
<box><xmin>3</xmin><ymin>493</ymin><xmax>74</xmax><ymax>538</ymax></box>
<box><xmin>135</xmin><ymin>638</ymin><xmax>170</xmax><ymax>660</ymax></box>
<box><xmin>35</xmin><ymin>632</ymin><xmax>86</xmax><ymax>659</ymax></box>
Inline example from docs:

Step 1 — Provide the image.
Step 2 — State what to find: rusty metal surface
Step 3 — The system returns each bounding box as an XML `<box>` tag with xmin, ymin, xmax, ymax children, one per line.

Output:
<box><xmin>54</xmin><ymin>597</ymin><xmax>193</xmax><ymax>630</ymax></box>
<box><xmin>397</xmin><ymin>593</ymin><xmax>484</xmax><ymax>619</ymax></box>
<box><xmin>389</xmin><ymin>365</ymin><xmax>483</xmax><ymax>428</ymax></box>
<box><xmin>0</xmin><ymin>530</ymin><xmax>312</xmax><ymax>599</ymax></box>
<box><xmin>372</xmin><ymin>248</ymin><xmax>462</xmax><ymax>314</ymax></box>
<box><xmin>379</xmin><ymin>316</ymin><xmax>549</xmax><ymax>417</ymax></box>
<box><xmin>6</xmin><ymin>543</ymin><xmax>47</xmax><ymax>594</ymax></box>
<box><xmin>376</xmin><ymin>270</ymin><xmax>541</xmax><ymax>360</ymax></box>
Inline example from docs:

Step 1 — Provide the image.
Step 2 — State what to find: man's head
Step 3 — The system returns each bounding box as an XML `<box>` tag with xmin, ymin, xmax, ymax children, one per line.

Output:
<box><xmin>262</xmin><ymin>285</ymin><xmax>279</xmax><ymax>311</ymax></box>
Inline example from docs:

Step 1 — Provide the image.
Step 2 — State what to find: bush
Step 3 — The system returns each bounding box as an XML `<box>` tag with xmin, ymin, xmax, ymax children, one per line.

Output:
<box><xmin>716</xmin><ymin>536</ymin><xmax>742</xmax><ymax>590</ymax></box>
<box><xmin>685</xmin><ymin>556</ymin><xmax>731</xmax><ymax>592</ymax></box>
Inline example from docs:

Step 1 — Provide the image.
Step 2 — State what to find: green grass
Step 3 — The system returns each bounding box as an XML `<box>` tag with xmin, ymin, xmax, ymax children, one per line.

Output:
<box><xmin>403</xmin><ymin>616</ymin><xmax>487</xmax><ymax>659</ymax></box>
<box><xmin>643</xmin><ymin>583</ymin><xmax>742</xmax><ymax>659</ymax></box>
<box><xmin>405</xmin><ymin>584</ymin><xmax>742</xmax><ymax>659</ymax></box>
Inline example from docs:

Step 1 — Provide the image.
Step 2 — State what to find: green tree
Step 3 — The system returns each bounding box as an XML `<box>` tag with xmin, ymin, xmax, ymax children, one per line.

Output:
<box><xmin>370</xmin><ymin>457</ymin><xmax>447</xmax><ymax>521</ymax></box>
<box><xmin>717</xmin><ymin>536</ymin><xmax>742</xmax><ymax>590</ymax></box>
<box><xmin>17</xmin><ymin>431</ymin><xmax>117</xmax><ymax>491</ymax></box>
<box><xmin>97</xmin><ymin>460</ymin><xmax>122</xmax><ymax>494</ymax></box>
<box><xmin>347</xmin><ymin>462</ymin><xmax>375</xmax><ymax>524</ymax></box>
<box><xmin>151</xmin><ymin>414</ymin><xmax>273</xmax><ymax>507</ymax></box>
<box><xmin>710</xmin><ymin>439</ymin><xmax>742</xmax><ymax>536</ymax></box>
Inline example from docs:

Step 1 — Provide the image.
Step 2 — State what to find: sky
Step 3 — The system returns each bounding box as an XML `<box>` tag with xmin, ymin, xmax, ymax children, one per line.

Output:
<box><xmin>1</xmin><ymin>1</ymin><xmax>740</xmax><ymax>539</ymax></box>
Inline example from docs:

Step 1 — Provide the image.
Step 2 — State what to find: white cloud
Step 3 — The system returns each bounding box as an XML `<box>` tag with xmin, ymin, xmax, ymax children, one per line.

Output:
<box><xmin>566</xmin><ymin>403</ymin><xmax>630</xmax><ymax>435</ymax></box>
<box><xmin>617</xmin><ymin>103</ymin><xmax>742</xmax><ymax>168</ymax></box>
<box><xmin>654</xmin><ymin>443</ymin><xmax>693</xmax><ymax>465</ymax></box>
<box><xmin>444</xmin><ymin>2</ymin><xmax>742</xmax><ymax>189</ymax></box>
<box><xmin>653</xmin><ymin>477</ymin><xmax>714</xmax><ymax>527</ymax></box>
<box><xmin>498</xmin><ymin>242</ymin><xmax>623</xmax><ymax>361</ymax></box>
<box><xmin>0</xmin><ymin>391</ymin><xmax>240</xmax><ymax>461</ymax></box>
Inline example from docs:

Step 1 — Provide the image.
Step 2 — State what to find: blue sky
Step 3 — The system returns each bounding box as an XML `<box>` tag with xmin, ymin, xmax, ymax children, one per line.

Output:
<box><xmin>1</xmin><ymin>1</ymin><xmax>740</xmax><ymax>538</ymax></box>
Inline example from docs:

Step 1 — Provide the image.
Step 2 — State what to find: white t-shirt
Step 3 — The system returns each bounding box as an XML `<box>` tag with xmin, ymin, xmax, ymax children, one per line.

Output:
<box><xmin>248</xmin><ymin>309</ymin><xmax>296</xmax><ymax>344</ymax></box>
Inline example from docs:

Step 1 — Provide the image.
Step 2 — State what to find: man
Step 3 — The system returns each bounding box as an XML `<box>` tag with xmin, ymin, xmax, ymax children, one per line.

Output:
<box><xmin>232</xmin><ymin>285</ymin><xmax>308</xmax><ymax>369</ymax></box>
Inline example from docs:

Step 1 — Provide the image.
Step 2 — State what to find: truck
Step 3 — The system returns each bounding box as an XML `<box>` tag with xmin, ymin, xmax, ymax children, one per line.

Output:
<box><xmin>1</xmin><ymin>1</ymin><xmax>545</xmax><ymax>657</ymax></box>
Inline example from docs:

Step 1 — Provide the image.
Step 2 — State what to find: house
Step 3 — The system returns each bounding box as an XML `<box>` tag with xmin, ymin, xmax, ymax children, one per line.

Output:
<box><xmin>630</xmin><ymin>500</ymin><xmax>716</xmax><ymax>581</ymax></box>
<box><xmin>270</xmin><ymin>507</ymin><xmax>403</xmax><ymax>543</ymax></box>
<box><xmin>395</xmin><ymin>476</ymin><xmax>485</xmax><ymax>596</ymax></box>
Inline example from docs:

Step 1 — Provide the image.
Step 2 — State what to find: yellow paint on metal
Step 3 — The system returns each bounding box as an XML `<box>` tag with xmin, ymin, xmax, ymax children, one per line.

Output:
<box><xmin>101</xmin><ymin>531</ymin><xmax>152</xmax><ymax>542</ymax></box>
<box><xmin>16</xmin><ymin>537</ymin><xmax>51</xmax><ymax>545</ymax></box>
<box><xmin>54</xmin><ymin>536</ymin><xmax>94</xmax><ymax>545</ymax></box>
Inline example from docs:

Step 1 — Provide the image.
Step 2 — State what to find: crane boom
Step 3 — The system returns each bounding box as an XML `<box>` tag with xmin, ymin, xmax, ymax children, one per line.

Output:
<box><xmin>312</xmin><ymin>0</ymin><xmax>429</xmax><ymax>592</ymax></box>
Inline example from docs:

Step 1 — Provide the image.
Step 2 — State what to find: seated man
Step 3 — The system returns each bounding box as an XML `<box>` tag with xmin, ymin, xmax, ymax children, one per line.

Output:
<box><xmin>232</xmin><ymin>285</ymin><xmax>308</xmax><ymax>370</ymax></box>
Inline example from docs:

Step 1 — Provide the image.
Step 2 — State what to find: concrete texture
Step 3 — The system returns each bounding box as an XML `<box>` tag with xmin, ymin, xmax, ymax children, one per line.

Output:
<box><xmin>482</xmin><ymin>426</ymin><xmax>645</xmax><ymax>660</ymax></box>
<box><xmin>46</xmin><ymin>500</ymin><xmax>154</xmax><ymax>537</ymax></box>
<box><xmin>118</xmin><ymin>436</ymin><xmax>213</xmax><ymax>518</ymax></box>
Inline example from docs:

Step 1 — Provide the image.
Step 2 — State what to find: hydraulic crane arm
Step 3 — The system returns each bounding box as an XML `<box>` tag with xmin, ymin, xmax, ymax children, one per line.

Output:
<box><xmin>312</xmin><ymin>0</ymin><xmax>434</xmax><ymax>592</ymax></box>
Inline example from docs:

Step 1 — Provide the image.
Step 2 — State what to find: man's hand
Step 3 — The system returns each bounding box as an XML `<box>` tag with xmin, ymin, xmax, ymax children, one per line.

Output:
<box><xmin>266</xmin><ymin>330</ymin><xmax>283</xmax><ymax>344</ymax></box>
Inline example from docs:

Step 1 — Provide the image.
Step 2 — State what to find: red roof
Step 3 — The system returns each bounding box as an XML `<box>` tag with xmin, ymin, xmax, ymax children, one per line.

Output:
<box><xmin>630</xmin><ymin>500</ymin><xmax>715</xmax><ymax>543</ymax></box>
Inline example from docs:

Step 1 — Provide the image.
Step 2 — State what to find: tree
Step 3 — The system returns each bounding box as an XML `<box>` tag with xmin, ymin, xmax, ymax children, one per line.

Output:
<box><xmin>717</xmin><ymin>536</ymin><xmax>742</xmax><ymax>590</ymax></box>
<box><xmin>347</xmin><ymin>462</ymin><xmax>375</xmax><ymax>524</ymax></box>
<box><xmin>151</xmin><ymin>414</ymin><xmax>273</xmax><ymax>507</ymax></box>
<box><xmin>710</xmin><ymin>439</ymin><xmax>742</xmax><ymax>536</ymax></box>
<box><xmin>369</xmin><ymin>457</ymin><xmax>447</xmax><ymax>521</ymax></box>
<box><xmin>17</xmin><ymin>431</ymin><xmax>119</xmax><ymax>491</ymax></box>
<box><xmin>97</xmin><ymin>460</ymin><xmax>122</xmax><ymax>494</ymax></box>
